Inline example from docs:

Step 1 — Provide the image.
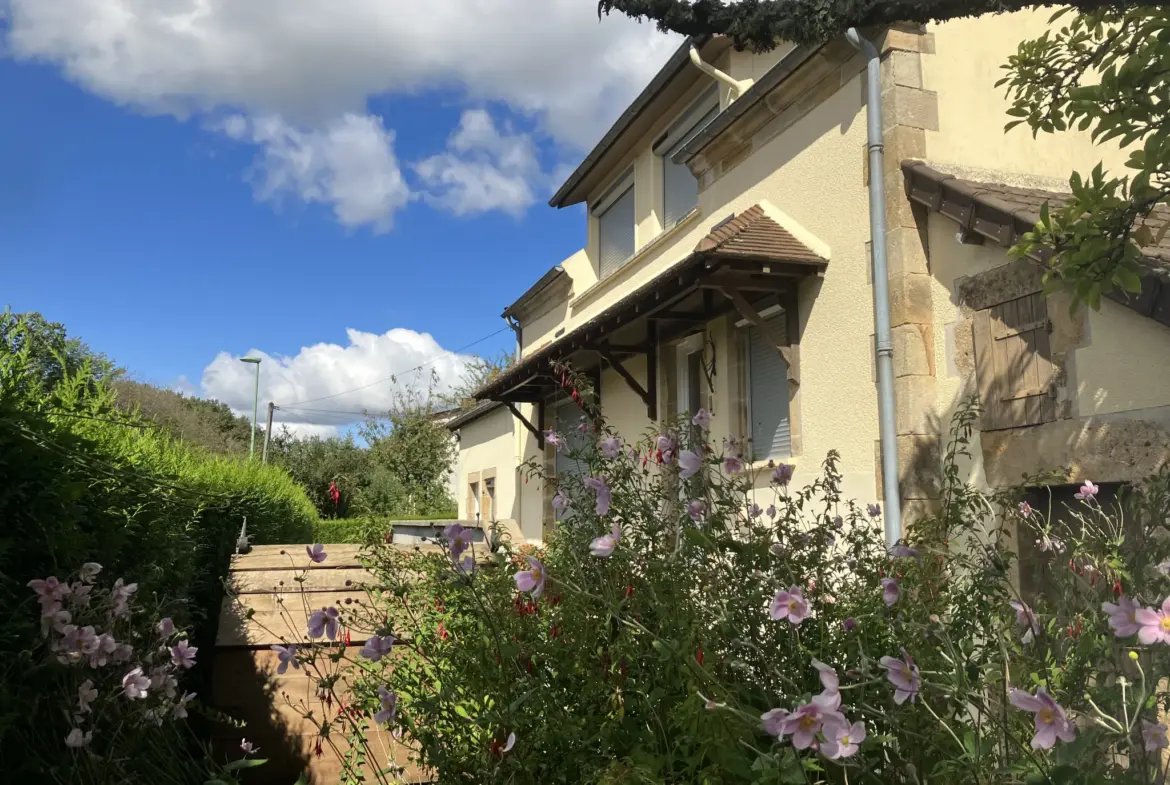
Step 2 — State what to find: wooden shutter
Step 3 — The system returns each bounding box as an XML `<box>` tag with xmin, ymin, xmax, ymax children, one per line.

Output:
<box><xmin>747</xmin><ymin>312</ymin><xmax>792</xmax><ymax>459</ymax></box>
<box><xmin>972</xmin><ymin>291</ymin><xmax>1056</xmax><ymax>431</ymax></box>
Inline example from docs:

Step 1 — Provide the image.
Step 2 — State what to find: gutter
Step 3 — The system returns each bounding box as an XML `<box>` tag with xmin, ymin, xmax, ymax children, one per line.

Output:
<box><xmin>846</xmin><ymin>27</ymin><xmax>902</xmax><ymax>549</ymax></box>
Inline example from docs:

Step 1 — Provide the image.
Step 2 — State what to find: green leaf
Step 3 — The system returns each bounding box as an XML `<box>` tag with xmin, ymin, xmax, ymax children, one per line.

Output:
<box><xmin>223</xmin><ymin>759</ymin><xmax>268</xmax><ymax>772</ymax></box>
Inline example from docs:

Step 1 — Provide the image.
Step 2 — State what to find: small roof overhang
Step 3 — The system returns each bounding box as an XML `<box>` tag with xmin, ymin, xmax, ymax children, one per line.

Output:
<box><xmin>445</xmin><ymin>400</ymin><xmax>506</xmax><ymax>431</ymax></box>
<box><xmin>474</xmin><ymin>204</ymin><xmax>828</xmax><ymax>411</ymax></box>
<box><xmin>902</xmin><ymin>160</ymin><xmax>1170</xmax><ymax>329</ymax></box>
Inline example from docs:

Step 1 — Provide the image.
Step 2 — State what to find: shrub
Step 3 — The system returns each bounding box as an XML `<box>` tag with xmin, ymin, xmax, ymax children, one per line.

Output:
<box><xmin>311</xmin><ymin>515</ymin><xmax>462</xmax><ymax>544</ymax></box>
<box><xmin>268</xmin><ymin>374</ymin><xmax>1170</xmax><ymax>785</ymax></box>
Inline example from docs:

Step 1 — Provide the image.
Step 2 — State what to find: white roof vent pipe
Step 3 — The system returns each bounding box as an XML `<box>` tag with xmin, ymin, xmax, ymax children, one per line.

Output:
<box><xmin>688</xmin><ymin>45</ymin><xmax>752</xmax><ymax>103</ymax></box>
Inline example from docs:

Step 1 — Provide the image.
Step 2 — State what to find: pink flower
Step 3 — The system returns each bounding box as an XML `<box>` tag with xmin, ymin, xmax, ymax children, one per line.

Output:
<box><xmin>723</xmin><ymin>455</ymin><xmax>744</xmax><ymax>473</ymax></box>
<box><xmin>360</xmin><ymin>634</ymin><xmax>395</xmax><ymax>662</ymax></box>
<box><xmin>761</xmin><ymin>708</ymin><xmax>789</xmax><ymax>737</ymax></box>
<box><xmin>867</xmin><ymin>503</ymin><xmax>881</xmax><ymax>518</ymax></box>
<box><xmin>1036</xmin><ymin>533</ymin><xmax>1065</xmax><ymax>553</ymax></box>
<box><xmin>656</xmin><ymin>434</ymin><xmax>677</xmax><ymax>464</ymax></box>
<box><xmin>89</xmin><ymin>633</ymin><xmax>117</xmax><ymax>667</ymax></box>
<box><xmin>821</xmin><ymin>718</ymin><xmax>866</xmax><ymax>759</ymax></box>
<box><xmin>79</xmin><ymin>562</ymin><xmax>102</xmax><ymax>582</ymax></box>
<box><xmin>121</xmin><ymin>667</ymin><xmax>150</xmax><ymax>700</ymax></box>
<box><xmin>1102</xmin><ymin>596</ymin><xmax>1141</xmax><ymax>637</ymax></box>
<box><xmin>502</xmin><ymin>732</ymin><xmax>516</xmax><ymax>753</ymax></box>
<box><xmin>1074</xmin><ymin>480</ymin><xmax>1098</xmax><ymax>501</ymax></box>
<box><xmin>445</xmin><ymin>524</ymin><xmax>471</xmax><ymax>559</ymax></box>
<box><xmin>766</xmin><ymin>504</ymin><xmax>777</xmax><ymax>518</ymax></box>
<box><xmin>271</xmin><ymin>644</ymin><xmax>300</xmax><ymax>674</ymax></box>
<box><xmin>1009</xmin><ymin>687</ymin><xmax>1075</xmax><ymax>749</ymax></box>
<box><xmin>64</xmin><ymin>728</ymin><xmax>92</xmax><ymax>749</ymax></box>
<box><xmin>879</xmin><ymin>651</ymin><xmax>920</xmax><ymax>704</ymax></box>
<box><xmin>687</xmin><ymin>500</ymin><xmax>706</xmax><ymax>521</ymax></box>
<box><xmin>111</xmin><ymin>578</ymin><xmax>137</xmax><ymax>617</ymax></box>
<box><xmin>171</xmin><ymin>640</ymin><xmax>198</xmax><ymax>669</ymax></box>
<box><xmin>306</xmin><ymin>543</ymin><xmax>327</xmax><ymax>563</ymax></box>
<box><xmin>77</xmin><ymin>679</ymin><xmax>98</xmax><ymax>713</ymax></box>
<box><xmin>307</xmin><ymin>607</ymin><xmax>341</xmax><ymax>640</ymax></box>
<box><xmin>748</xmin><ymin>503</ymin><xmax>763</xmax><ymax>519</ymax></box>
<box><xmin>1018</xmin><ymin>500</ymin><xmax>1032</xmax><ymax>518</ymax></box>
<box><xmin>842</xmin><ymin>617</ymin><xmax>858</xmax><ymax>633</ymax></box>
<box><xmin>589</xmin><ymin>522</ymin><xmax>622</xmax><ymax>558</ymax></box>
<box><xmin>600</xmin><ymin>436</ymin><xmax>621</xmax><ymax>460</ymax></box>
<box><xmin>173</xmin><ymin>692</ymin><xmax>195</xmax><ymax>720</ymax></box>
<box><xmin>811</xmin><ymin>659</ymin><xmax>839</xmax><ymax>692</ymax></box>
<box><xmin>240</xmin><ymin>739</ymin><xmax>259</xmax><ymax>755</ymax></box>
<box><xmin>678</xmin><ymin>450</ymin><xmax>702</xmax><ymax>479</ymax></box>
<box><xmin>544</xmin><ymin>429</ymin><xmax>562</xmax><ymax>447</ymax></box>
<box><xmin>1136</xmin><ymin>597</ymin><xmax>1170</xmax><ymax>644</ymax></box>
<box><xmin>156</xmin><ymin>618</ymin><xmax>174</xmax><ymax>637</ymax></box>
<box><xmin>552</xmin><ymin>489</ymin><xmax>570</xmax><ymax>514</ymax></box>
<box><xmin>1142</xmin><ymin>719</ymin><xmax>1168</xmax><ymax>752</ymax></box>
<box><xmin>1010</xmin><ymin>600</ymin><xmax>1040</xmax><ymax>644</ymax></box>
<box><xmin>779</xmin><ymin>695</ymin><xmax>846</xmax><ymax>750</ymax></box>
<box><xmin>692</xmin><ymin>408</ymin><xmax>712</xmax><ymax>430</ymax></box>
<box><xmin>890</xmin><ymin>544</ymin><xmax>919</xmax><ymax>560</ymax></box>
<box><xmin>374</xmin><ymin>686</ymin><xmax>397</xmax><ymax>725</ymax></box>
<box><xmin>583</xmin><ymin>476</ymin><xmax>612</xmax><ymax>516</ymax></box>
<box><xmin>769</xmin><ymin>586</ymin><xmax>810</xmax><ymax>625</ymax></box>
<box><xmin>881</xmin><ymin>578</ymin><xmax>900</xmax><ymax>607</ymax></box>
<box><xmin>514</xmin><ymin>556</ymin><xmax>546</xmax><ymax>599</ymax></box>
<box><xmin>771</xmin><ymin>463</ymin><xmax>794</xmax><ymax>486</ymax></box>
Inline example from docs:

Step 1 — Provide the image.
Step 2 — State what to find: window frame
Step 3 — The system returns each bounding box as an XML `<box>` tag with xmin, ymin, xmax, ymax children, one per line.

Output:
<box><xmin>738</xmin><ymin>302</ymin><xmax>792</xmax><ymax>463</ymax></box>
<box><xmin>654</xmin><ymin>87</ymin><xmax>719</xmax><ymax>230</ymax></box>
<box><xmin>592</xmin><ymin>168</ymin><xmax>636</xmax><ymax>279</ymax></box>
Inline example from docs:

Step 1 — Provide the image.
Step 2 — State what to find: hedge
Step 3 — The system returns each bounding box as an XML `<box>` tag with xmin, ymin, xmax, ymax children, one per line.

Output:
<box><xmin>312</xmin><ymin>515</ymin><xmax>461</xmax><ymax>544</ymax></box>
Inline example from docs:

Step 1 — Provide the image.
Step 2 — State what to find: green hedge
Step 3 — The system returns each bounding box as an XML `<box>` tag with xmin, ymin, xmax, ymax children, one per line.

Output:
<box><xmin>312</xmin><ymin>515</ymin><xmax>461</xmax><ymax>544</ymax></box>
<box><xmin>0</xmin><ymin>355</ymin><xmax>317</xmax><ymax>780</ymax></box>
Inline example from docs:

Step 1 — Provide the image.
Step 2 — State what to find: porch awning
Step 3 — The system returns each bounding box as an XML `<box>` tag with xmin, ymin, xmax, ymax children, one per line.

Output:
<box><xmin>474</xmin><ymin>204</ymin><xmax>827</xmax><ymax>427</ymax></box>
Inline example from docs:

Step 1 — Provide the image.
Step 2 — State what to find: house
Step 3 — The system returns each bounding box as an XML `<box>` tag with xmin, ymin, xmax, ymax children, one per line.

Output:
<box><xmin>454</xmin><ymin>11</ymin><xmax>1170</xmax><ymax>546</ymax></box>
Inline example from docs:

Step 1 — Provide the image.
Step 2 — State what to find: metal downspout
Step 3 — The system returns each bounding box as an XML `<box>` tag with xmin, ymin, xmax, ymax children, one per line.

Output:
<box><xmin>846</xmin><ymin>27</ymin><xmax>902</xmax><ymax>548</ymax></box>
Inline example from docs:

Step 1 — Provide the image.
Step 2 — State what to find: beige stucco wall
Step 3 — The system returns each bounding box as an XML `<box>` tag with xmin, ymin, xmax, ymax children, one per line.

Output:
<box><xmin>925</xmin><ymin>9</ymin><xmax>1128</xmax><ymax>182</ymax></box>
<box><xmin>453</xmin><ymin>407</ymin><xmax>519</xmax><ymax>533</ymax></box>
<box><xmin>1075</xmin><ymin>300</ymin><xmax>1170</xmax><ymax>419</ymax></box>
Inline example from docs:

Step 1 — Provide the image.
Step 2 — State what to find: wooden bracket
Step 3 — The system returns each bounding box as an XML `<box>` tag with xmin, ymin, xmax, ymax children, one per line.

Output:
<box><xmin>597</xmin><ymin>345</ymin><xmax>652</xmax><ymax>411</ymax></box>
<box><xmin>720</xmin><ymin>286</ymin><xmax>799</xmax><ymax>390</ymax></box>
<box><xmin>504</xmin><ymin>401</ymin><xmax>544</xmax><ymax>448</ymax></box>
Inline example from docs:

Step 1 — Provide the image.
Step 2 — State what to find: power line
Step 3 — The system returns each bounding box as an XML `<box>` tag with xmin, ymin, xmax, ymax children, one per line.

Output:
<box><xmin>277</xmin><ymin>326</ymin><xmax>510</xmax><ymax>408</ymax></box>
<box><xmin>277</xmin><ymin>406</ymin><xmax>391</xmax><ymax>418</ymax></box>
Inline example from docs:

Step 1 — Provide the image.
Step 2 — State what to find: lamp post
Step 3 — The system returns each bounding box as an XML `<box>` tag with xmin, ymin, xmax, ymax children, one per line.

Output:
<box><xmin>240</xmin><ymin>357</ymin><xmax>262</xmax><ymax>460</ymax></box>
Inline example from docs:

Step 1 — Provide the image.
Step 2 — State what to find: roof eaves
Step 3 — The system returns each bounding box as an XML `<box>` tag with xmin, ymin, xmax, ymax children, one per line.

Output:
<box><xmin>549</xmin><ymin>35</ymin><xmax>710</xmax><ymax>209</ymax></box>
<box><xmin>501</xmin><ymin>265</ymin><xmax>567</xmax><ymax>320</ymax></box>
<box><xmin>445</xmin><ymin>400</ymin><xmax>506</xmax><ymax>431</ymax></box>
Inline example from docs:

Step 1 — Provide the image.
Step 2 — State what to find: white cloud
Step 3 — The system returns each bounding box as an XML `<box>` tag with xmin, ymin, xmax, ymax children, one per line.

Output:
<box><xmin>199</xmin><ymin>327</ymin><xmax>478</xmax><ymax>433</ymax></box>
<box><xmin>414</xmin><ymin>109</ymin><xmax>541</xmax><ymax>217</ymax></box>
<box><xmin>221</xmin><ymin>113</ymin><xmax>411</xmax><ymax>232</ymax></box>
<box><xmin>3</xmin><ymin>0</ymin><xmax>680</xmax><ymax>149</ymax></box>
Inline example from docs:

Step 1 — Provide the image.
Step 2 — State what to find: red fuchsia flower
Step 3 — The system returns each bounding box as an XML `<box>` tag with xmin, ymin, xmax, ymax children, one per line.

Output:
<box><xmin>1010</xmin><ymin>600</ymin><xmax>1040</xmax><ymax>644</ymax></box>
<box><xmin>867</xmin><ymin>504</ymin><xmax>881</xmax><ymax>518</ymax></box>
<box><xmin>692</xmin><ymin>408</ymin><xmax>712</xmax><ymax>430</ymax></box>
<box><xmin>723</xmin><ymin>455</ymin><xmax>744</xmax><ymax>473</ymax></box>
<box><xmin>769</xmin><ymin>586</ymin><xmax>810</xmax><ymax>625</ymax></box>
<box><xmin>271</xmin><ymin>644</ymin><xmax>300</xmax><ymax>674</ymax></box>
<box><xmin>121</xmin><ymin>667</ymin><xmax>151</xmax><ymax>700</ymax></box>
<box><xmin>687</xmin><ymin>500</ymin><xmax>706</xmax><ymax>521</ymax></box>
<box><xmin>771</xmin><ymin>463</ymin><xmax>794</xmax><ymax>486</ymax></box>
<box><xmin>1074</xmin><ymin>479</ymin><xmax>1099</xmax><ymax>501</ymax></box>
<box><xmin>438</xmin><ymin>622</ymin><xmax>449</xmax><ymax>641</ymax></box>
<box><xmin>360</xmin><ymin>634</ymin><xmax>395</xmax><ymax>662</ymax></box>
<box><xmin>171</xmin><ymin>640</ymin><xmax>198</xmax><ymax>669</ymax></box>
<box><xmin>583</xmin><ymin>476</ymin><xmax>612</xmax><ymax>516</ymax></box>
<box><xmin>695</xmin><ymin>646</ymin><xmax>704</xmax><ymax>666</ymax></box>
<box><xmin>544</xmin><ymin>429</ymin><xmax>563</xmax><ymax>448</ymax></box>
<box><xmin>1009</xmin><ymin>687</ymin><xmax>1075</xmax><ymax>749</ymax></box>
<box><xmin>678</xmin><ymin>450</ymin><xmax>702</xmax><ymax>479</ymax></box>
<box><xmin>1136</xmin><ymin>597</ymin><xmax>1170</xmax><ymax>644</ymax></box>
<box><xmin>373</xmin><ymin>686</ymin><xmax>397</xmax><ymax>725</ymax></box>
<box><xmin>879</xmin><ymin>651</ymin><xmax>920</xmax><ymax>704</ymax></box>
<box><xmin>307</xmin><ymin>607</ymin><xmax>341</xmax><ymax>640</ymax></box>
<box><xmin>600</xmin><ymin>436</ymin><xmax>621</xmax><ymax>460</ymax></box>
<box><xmin>1142</xmin><ymin>720</ymin><xmax>1169</xmax><ymax>752</ymax></box>
<box><xmin>552</xmin><ymin>488</ymin><xmax>570</xmax><ymax>515</ymax></box>
<box><xmin>821</xmin><ymin>718</ymin><xmax>866</xmax><ymax>759</ymax></box>
<box><xmin>589</xmin><ymin>522</ymin><xmax>622</xmax><ymax>558</ymax></box>
<box><xmin>625</xmin><ymin>584</ymin><xmax>634</xmax><ymax>599</ymax></box>
<box><xmin>514</xmin><ymin>556</ymin><xmax>546</xmax><ymax>599</ymax></box>
<box><xmin>328</xmin><ymin>480</ymin><xmax>340</xmax><ymax>505</ymax></box>
<box><xmin>1102</xmin><ymin>596</ymin><xmax>1141</xmax><ymax>637</ymax></box>
<box><xmin>881</xmin><ymin>578</ymin><xmax>900</xmax><ymax>607</ymax></box>
<box><xmin>306</xmin><ymin>543</ymin><xmax>328</xmax><ymax>564</ymax></box>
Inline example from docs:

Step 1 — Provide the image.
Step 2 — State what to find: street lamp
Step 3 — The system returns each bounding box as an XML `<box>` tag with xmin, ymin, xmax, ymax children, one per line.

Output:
<box><xmin>240</xmin><ymin>356</ymin><xmax>262</xmax><ymax>460</ymax></box>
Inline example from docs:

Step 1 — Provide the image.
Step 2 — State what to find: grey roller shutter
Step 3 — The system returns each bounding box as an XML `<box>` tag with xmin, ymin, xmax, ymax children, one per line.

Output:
<box><xmin>662</xmin><ymin>105</ymin><xmax>716</xmax><ymax>229</ymax></box>
<box><xmin>747</xmin><ymin>313</ymin><xmax>791</xmax><ymax>460</ymax></box>
<box><xmin>598</xmin><ymin>187</ymin><xmax>635</xmax><ymax>279</ymax></box>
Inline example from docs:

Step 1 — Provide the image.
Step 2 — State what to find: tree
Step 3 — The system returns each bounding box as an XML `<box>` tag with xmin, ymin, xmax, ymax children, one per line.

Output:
<box><xmin>112</xmin><ymin>379</ymin><xmax>256</xmax><ymax>455</ymax></box>
<box><xmin>598</xmin><ymin>1</ymin><xmax>1166</xmax><ymax>308</ymax></box>
<box><xmin>0</xmin><ymin>309</ymin><xmax>118</xmax><ymax>398</ymax></box>
<box><xmin>438</xmin><ymin>349</ymin><xmax>515</xmax><ymax>410</ymax></box>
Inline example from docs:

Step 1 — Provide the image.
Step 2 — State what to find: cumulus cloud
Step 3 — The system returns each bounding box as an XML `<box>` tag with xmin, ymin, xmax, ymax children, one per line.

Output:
<box><xmin>219</xmin><ymin>113</ymin><xmax>411</xmax><ymax>232</ymax></box>
<box><xmin>200</xmin><ymin>327</ymin><xmax>478</xmax><ymax>433</ymax></box>
<box><xmin>2</xmin><ymin>0</ymin><xmax>679</xmax><ymax>148</ymax></box>
<box><xmin>415</xmin><ymin>109</ymin><xmax>542</xmax><ymax>217</ymax></box>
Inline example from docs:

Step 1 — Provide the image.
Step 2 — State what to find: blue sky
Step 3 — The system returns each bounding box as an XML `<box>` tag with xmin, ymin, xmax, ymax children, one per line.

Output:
<box><xmin>0</xmin><ymin>0</ymin><xmax>677</xmax><ymax>434</ymax></box>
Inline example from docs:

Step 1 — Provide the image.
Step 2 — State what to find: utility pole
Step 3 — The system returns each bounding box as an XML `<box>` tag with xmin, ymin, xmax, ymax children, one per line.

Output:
<box><xmin>262</xmin><ymin>402</ymin><xmax>275</xmax><ymax>464</ymax></box>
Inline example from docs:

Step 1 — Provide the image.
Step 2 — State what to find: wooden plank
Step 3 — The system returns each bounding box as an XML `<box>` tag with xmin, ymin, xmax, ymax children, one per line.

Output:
<box><xmin>972</xmin><ymin>308</ymin><xmax>999</xmax><ymax>430</ymax></box>
<box><xmin>231</xmin><ymin>545</ymin><xmax>365</xmax><ymax>571</ymax></box>
<box><xmin>231</xmin><ymin>568</ymin><xmax>373</xmax><ymax>594</ymax></box>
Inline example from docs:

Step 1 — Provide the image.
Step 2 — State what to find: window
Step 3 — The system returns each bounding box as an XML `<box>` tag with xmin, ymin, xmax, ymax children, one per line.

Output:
<box><xmin>745</xmin><ymin>309</ymin><xmax>791</xmax><ymax>461</ymax></box>
<box><xmin>972</xmin><ymin>291</ymin><xmax>1056</xmax><ymax>431</ymax></box>
<box><xmin>483</xmin><ymin>477</ymin><xmax>495</xmax><ymax>523</ymax></box>
<box><xmin>675</xmin><ymin>333</ymin><xmax>706</xmax><ymax>418</ymax></box>
<box><xmin>554</xmin><ymin>399</ymin><xmax>588</xmax><ymax>520</ymax></box>
<box><xmin>655</xmin><ymin>88</ymin><xmax>718</xmax><ymax>230</ymax></box>
<box><xmin>468</xmin><ymin>480</ymin><xmax>480</xmax><ymax>521</ymax></box>
<box><xmin>594</xmin><ymin>170</ymin><xmax>635</xmax><ymax>280</ymax></box>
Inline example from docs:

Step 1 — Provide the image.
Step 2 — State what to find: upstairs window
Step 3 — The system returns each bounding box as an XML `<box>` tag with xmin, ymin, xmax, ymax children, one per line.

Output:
<box><xmin>655</xmin><ymin>88</ymin><xmax>718</xmax><ymax>230</ymax></box>
<box><xmin>594</xmin><ymin>169</ymin><xmax>635</xmax><ymax>280</ymax></box>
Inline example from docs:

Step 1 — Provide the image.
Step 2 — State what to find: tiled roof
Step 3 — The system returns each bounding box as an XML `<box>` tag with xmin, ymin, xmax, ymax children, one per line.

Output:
<box><xmin>902</xmin><ymin>161</ymin><xmax>1170</xmax><ymax>328</ymax></box>
<box><xmin>694</xmin><ymin>204</ymin><xmax>826</xmax><ymax>264</ymax></box>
